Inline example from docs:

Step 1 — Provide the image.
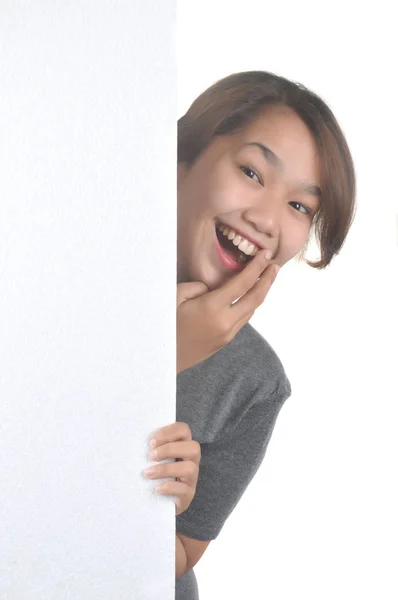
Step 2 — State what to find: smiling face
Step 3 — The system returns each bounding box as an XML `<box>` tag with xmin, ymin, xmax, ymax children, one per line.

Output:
<box><xmin>177</xmin><ymin>105</ymin><xmax>321</xmax><ymax>290</ymax></box>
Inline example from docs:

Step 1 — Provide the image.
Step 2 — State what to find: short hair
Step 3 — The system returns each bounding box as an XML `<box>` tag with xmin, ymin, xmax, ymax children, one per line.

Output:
<box><xmin>178</xmin><ymin>71</ymin><xmax>356</xmax><ymax>269</ymax></box>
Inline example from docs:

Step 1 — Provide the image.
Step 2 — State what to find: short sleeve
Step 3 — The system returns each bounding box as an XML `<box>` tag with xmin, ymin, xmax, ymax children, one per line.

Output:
<box><xmin>176</xmin><ymin>376</ymin><xmax>291</xmax><ymax>541</ymax></box>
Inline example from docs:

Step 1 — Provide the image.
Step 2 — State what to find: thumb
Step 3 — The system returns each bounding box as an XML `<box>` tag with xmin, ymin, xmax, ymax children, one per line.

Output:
<box><xmin>177</xmin><ymin>281</ymin><xmax>209</xmax><ymax>305</ymax></box>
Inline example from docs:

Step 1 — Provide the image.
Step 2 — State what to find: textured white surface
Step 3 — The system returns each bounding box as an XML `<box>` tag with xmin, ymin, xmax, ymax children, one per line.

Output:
<box><xmin>0</xmin><ymin>2</ymin><xmax>176</xmax><ymax>598</ymax></box>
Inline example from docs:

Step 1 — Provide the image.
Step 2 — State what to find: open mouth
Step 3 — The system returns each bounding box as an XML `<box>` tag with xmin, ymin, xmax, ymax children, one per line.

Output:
<box><xmin>215</xmin><ymin>224</ymin><xmax>255</xmax><ymax>265</ymax></box>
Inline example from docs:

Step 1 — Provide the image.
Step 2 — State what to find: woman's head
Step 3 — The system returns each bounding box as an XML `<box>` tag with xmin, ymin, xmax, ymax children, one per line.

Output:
<box><xmin>177</xmin><ymin>71</ymin><xmax>356</xmax><ymax>289</ymax></box>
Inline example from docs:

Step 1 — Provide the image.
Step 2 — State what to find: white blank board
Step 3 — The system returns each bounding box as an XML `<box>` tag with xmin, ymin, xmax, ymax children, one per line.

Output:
<box><xmin>0</xmin><ymin>2</ymin><xmax>176</xmax><ymax>599</ymax></box>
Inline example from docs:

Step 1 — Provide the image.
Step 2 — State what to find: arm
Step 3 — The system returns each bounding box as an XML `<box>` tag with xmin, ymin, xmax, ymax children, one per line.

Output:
<box><xmin>176</xmin><ymin>376</ymin><xmax>291</xmax><ymax>542</ymax></box>
<box><xmin>176</xmin><ymin>531</ymin><xmax>212</xmax><ymax>579</ymax></box>
<box><xmin>175</xmin><ymin>532</ymin><xmax>188</xmax><ymax>579</ymax></box>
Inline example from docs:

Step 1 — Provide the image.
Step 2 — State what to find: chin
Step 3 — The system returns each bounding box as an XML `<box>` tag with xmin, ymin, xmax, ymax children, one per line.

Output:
<box><xmin>196</xmin><ymin>266</ymin><xmax>231</xmax><ymax>291</ymax></box>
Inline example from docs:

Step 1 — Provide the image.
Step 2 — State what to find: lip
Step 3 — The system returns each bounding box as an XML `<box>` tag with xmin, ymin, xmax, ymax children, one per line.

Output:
<box><xmin>214</xmin><ymin>226</ymin><xmax>247</xmax><ymax>272</ymax></box>
<box><xmin>216</xmin><ymin>220</ymin><xmax>265</xmax><ymax>252</ymax></box>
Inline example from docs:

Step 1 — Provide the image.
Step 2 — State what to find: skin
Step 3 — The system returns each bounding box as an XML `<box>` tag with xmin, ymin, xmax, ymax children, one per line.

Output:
<box><xmin>145</xmin><ymin>106</ymin><xmax>322</xmax><ymax>576</ymax></box>
<box><xmin>177</xmin><ymin>105</ymin><xmax>321</xmax><ymax>290</ymax></box>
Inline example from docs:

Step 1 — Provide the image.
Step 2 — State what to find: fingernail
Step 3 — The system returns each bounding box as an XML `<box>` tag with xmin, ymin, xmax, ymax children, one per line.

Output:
<box><xmin>149</xmin><ymin>438</ymin><xmax>157</xmax><ymax>449</ymax></box>
<box><xmin>150</xmin><ymin>449</ymin><xmax>158</xmax><ymax>460</ymax></box>
<box><xmin>144</xmin><ymin>468</ymin><xmax>156</xmax><ymax>477</ymax></box>
<box><xmin>265</xmin><ymin>250</ymin><xmax>272</xmax><ymax>260</ymax></box>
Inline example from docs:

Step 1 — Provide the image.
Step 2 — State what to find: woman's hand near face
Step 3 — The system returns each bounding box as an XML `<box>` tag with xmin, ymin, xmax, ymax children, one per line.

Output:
<box><xmin>177</xmin><ymin>250</ymin><xmax>279</xmax><ymax>374</ymax></box>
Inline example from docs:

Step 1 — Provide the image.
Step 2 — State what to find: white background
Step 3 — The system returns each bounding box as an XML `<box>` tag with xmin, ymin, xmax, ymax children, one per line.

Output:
<box><xmin>177</xmin><ymin>2</ymin><xmax>398</xmax><ymax>598</ymax></box>
<box><xmin>0</xmin><ymin>2</ymin><xmax>176</xmax><ymax>599</ymax></box>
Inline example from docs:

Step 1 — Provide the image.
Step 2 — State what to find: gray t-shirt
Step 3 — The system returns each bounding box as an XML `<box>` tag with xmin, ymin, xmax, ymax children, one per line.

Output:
<box><xmin>175</xmin><ymin>322</ymin><xmax>291</xmax><ymax>599</ymax></box>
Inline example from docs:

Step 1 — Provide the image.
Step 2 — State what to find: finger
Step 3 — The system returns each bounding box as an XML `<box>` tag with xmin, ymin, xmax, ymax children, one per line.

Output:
<box><xmin>213</xmin><ymin>249</ymin><xmax>273</xmax><ymax>306</ymax></box>
<box><xmin>229</xmin><ymin>263</ymin><xmax>279</xmax><ymax>319</ymax></box>
<box><xmin>228</xmin><ymin>309</ymin><xmax>256</xmax><ymax>340</ymax></box>
<box><xmin>151</xmin><ymin>440</ymin><xmax>201</xmax><ymax>464</ymax></box>
<box><xmin>155</xmin><ymin>480</ymin><xmax>194</xmax><ymax>500</ymax></box>
<box><xmin>177</xmin><ymin>282</ymin><xmax>209</xmax><ymax>305</ymax></box>
<box><xmin>149</xmin><ymin>422</ymin><xmax>192</xmax><ymax>449</ymax></box>
<box><xmin>145</xmin><ymin>459</ymin><xmax>198</xmax><ymax>486</ymax></box>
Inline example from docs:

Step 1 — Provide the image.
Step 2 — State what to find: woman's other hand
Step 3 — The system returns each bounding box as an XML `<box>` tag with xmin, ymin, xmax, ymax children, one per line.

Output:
<box><xmin>177</xmin><ymin>250</ymin><xmax>279</xmax><ymax>373</ymax></box>
<box><xmin>144</xmin><ymin>422</ymin><xmax>201</xmax><ymax>516</ymax></box>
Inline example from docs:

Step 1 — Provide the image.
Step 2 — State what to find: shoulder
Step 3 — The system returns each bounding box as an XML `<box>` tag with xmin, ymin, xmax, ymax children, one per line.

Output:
<box><xmin>234</xmin><ymin>323</ymin><xmax>292</xmax><ymax>402</ymax></box>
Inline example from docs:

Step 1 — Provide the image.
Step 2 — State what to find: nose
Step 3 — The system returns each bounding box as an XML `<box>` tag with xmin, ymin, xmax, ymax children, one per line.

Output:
<box><xmin>242</xmin><ymin>190</ymin><xmax>283</xmax><ymax>241</ymax></box>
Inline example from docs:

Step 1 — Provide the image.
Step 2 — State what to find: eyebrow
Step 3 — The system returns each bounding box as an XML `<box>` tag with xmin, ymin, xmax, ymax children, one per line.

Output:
<box><xmin>243</xmin><ymin>141</ymin><xmax>322</xmax><ymax>198</ymax></box>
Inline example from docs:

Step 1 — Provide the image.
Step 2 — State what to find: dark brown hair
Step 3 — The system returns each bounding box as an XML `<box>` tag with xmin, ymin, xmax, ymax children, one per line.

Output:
<box><xmin>178</xmin><ymin>71</ymin><xmax>356</xmax><ymax>269</ymax></box>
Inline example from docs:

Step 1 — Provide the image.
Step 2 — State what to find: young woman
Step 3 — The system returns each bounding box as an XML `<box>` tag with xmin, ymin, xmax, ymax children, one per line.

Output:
<box><xmin>144</xmin><ymin>71</ymin><xmax>356</xmax><ymax>599</ymax></box>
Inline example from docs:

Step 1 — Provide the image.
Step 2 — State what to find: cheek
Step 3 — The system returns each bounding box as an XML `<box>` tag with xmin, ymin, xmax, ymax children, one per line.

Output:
<box><xmin>210</xmin><ymin>170</ymin><xmax>250</xmax><ymax>214</ymax></box>
<box><xmin>279</xmin><ymin>220</ymin><xmax>311</xmax><ymax>264</ymax></box>
<box><xmin>199</xmin><ymin>177</ymin><xmax>240</xmax><ymax>215</ymax></box>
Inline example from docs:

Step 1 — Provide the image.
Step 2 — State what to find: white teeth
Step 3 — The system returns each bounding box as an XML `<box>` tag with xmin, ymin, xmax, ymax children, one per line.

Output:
<box><xmin>238</xmin><ymin>239</ymin><xmax>252</xmax><ymax>254</ymax></box>
<box><xmin>217</xmin><ymin>223</ymin><xmax>259</xmax><ymax>257</ymax></box>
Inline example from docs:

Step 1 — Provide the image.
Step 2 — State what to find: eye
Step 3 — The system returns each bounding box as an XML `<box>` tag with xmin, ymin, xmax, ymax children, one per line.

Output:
<box><xmin>289</xmin><ymin>201</ymin><xmax>313</xmax><ymax>216</ymax></box>
<box><xmin>240</xmin><ymin>166</ymin><xmax>262</xmax><ymax>185</ymax></box>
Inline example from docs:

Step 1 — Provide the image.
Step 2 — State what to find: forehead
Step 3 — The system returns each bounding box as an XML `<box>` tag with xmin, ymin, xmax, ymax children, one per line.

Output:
<box><xmin>223</xmin><ymin>105</ymin><xmax>321</xmax><ymax>182</ymax></box>
<box><xmin>238</xmin><ymin>105</ymin><xmax>316</xmax><ymax>152</ymax></box>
